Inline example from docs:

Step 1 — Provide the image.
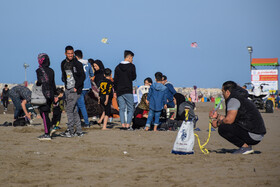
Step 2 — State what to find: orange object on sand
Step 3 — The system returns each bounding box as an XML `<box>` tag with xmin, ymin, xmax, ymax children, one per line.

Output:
<box><xmin>112</xmin><ymin>97</ymin><xmax>120</xmax><ymax>118</ymax></box>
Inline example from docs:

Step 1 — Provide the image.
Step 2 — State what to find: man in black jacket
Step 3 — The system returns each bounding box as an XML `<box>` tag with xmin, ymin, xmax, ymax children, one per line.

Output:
<box><xmin>209</xmin><ymin>81</ymin><xmax>266</xmax><ymax>154</ymax></box>
<box><xmin>114</xmin><ymin>50</ymin><xmax>136</xmax><ymax>129</ymax></box>
<box><xmin>61</xmin><ymin>45</ymin><xmax>85</xmax><ymax>137</ymax></box>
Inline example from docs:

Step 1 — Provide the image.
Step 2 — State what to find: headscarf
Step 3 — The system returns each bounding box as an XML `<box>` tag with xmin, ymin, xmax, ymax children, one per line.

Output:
<box><xmin>93</xmin><ymin>59</ymin><xmax>105</xmax><ymax>71</ymax></box>
<box><xmin>137</xmin><ymin>93</ymin><xmax>149</xmax><ymax>111</ymax></box>
<box><xmin>38</xmin><ymin>53</ymin><xmax>50</xmax><ymax>68</ymax></box>
<box><xmin>93</xmin><ymin>59</ymin><xmax>105</xmax><ymax>86</ymax></box>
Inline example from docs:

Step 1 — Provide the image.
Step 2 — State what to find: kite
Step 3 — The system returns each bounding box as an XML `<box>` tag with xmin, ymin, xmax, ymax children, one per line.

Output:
<box><xmin>101</xmin><ymin>37</ymin><xmax>109</xmax><ymax>44</ymax></box>
<box><xmin>191</xmin><ymin>42</ymin><xmax>198</xmax><ymax>48</ymax></box>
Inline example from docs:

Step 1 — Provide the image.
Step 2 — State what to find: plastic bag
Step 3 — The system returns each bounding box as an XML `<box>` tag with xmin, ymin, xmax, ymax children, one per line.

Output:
<box><xmin>171</xmin><ymin>120</ymin><xmax>194</xmax><ymax>155</ymax></box>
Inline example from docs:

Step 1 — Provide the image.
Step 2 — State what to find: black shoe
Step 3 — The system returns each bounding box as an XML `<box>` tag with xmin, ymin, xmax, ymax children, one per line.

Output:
<box><xmin>38</xmin><ymin>134</ymin><xmax>51</xmax><ymax>141</ymax></box>
<box><xmin>60</xmin><ymin>129</ymin><xmax>70</xmax><ymax>137</ymax></box>
<box><xmin>74</xmin><ymin>132</ymin><xmax>85</xmax><ymax>137</ymax></box>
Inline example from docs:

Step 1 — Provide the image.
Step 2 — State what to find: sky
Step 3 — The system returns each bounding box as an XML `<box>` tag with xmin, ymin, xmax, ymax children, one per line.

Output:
<box><xmin>0</xmin><ymin>0</ymin><xmax>279</xmax><ymax>88</ymax></box>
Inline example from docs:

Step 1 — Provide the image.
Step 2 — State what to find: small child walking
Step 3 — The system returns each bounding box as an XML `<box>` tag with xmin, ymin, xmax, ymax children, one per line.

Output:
<box><xmin>50</xmin><ymin>87</ymin><xmax>64</xmax><ymax>135</ymax></box>
<box><xmin>97</xmin><ymin>68</ymin><xmax>114</xmax><ymax>130</ymax></box>
<box><xmin>145</xmin><ymin>72</ymin><xmax>167</xmax><ymax>131</ymax></box>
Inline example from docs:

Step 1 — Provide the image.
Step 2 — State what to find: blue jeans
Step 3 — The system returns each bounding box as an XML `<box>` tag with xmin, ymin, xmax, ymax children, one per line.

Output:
<box><xmin>145</xmin><ymin>109</ymin><xmax>161</xmax><ymax>127</ymax></box>
<box><xmin>77</xmin><ymin>90</ymin><xmax>89</xmax><ymax>125</ymax></box>
<box><xmin>117</xmin><ymin>94</ymin><xmax>134</xmax><ymax>125</ymax></box>
<box><xmin>9</xmin><ymin>94</ymin><xmax>24</xmax><ymax>119</ymax></box>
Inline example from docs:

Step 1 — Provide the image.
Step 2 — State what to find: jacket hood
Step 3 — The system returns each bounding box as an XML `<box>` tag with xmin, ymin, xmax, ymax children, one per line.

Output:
<box><xmin>78</xmin><ymin>59</ymin><xmax>88</xmax><ymax>65</ymax></box>
<box><xmin>152</xmin><ymin>82</ymin><xmax>166</xmax><ymax>91</ymax></box>
<box><xmin>38</xmin><ymin>53</ymin><xmax>50</xmax><ymax>67</ymax></box>
<box><xmin>119</xmin><ymin>61</ymin><xmax>132</xmax><ymax>71</ymax></box>
<box><xmin>94</xmin><ymin>59</ymin><xmax>105</xmax><ymax>71</ymax></box>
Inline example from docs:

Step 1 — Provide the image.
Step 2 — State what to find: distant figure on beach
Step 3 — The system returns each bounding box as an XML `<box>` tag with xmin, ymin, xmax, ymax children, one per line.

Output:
<box><xmin>190</xmin><ymin>85</ymin><xmax>198</xmax><ymax>102</ymax></box>
<box><xmin>75</xmin><ymin>50</ymin><xmax>94</xmax><ymax>128</ymax></box>
<box><xmin>114</xmin><ymin>50</ymin><xmax>136</xmax><ymax>129</ymax></box>
<box><xmin>9</xmin><ymin>85</ymin><xmax>32</xmax><ymax>120</ymax></box>
<box><xmin>209</xmin><ymin>81</ymin><xmax>266</xmax><ymax>154</ymax></box>
<box><xmin>61</xmin><ymin>46</ymin><xmax>85</xmax><ymax>138</ymax></box>
<box><xmin>97</xmin><ymin>68</ymin><xmax>114</xmax><ymax>130</ymax></box>
<box><xmin>162</xmin><ymin>75</ymin><xmax>177</xmax><ymax>108</ymax></box>
<box><xmin>36</xmin><ymin>53</ymin><xmax>57</xmax><ymax>141</ymax></box>
<box><xmin>1</xmin><ymin>84</ymin><xmax>9</xmax><ymax>112</ymax></box>
<box><xmin>145</xmin><ymin>72</ymin><xmax>167</xmax><ymax>131</ymax></box>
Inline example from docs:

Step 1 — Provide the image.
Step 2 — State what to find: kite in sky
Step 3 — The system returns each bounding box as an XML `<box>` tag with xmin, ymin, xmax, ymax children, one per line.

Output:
<box><xmin>191</xmin><ymin>42</ymin><xmax>198</xmax><ymax>48</ymax></box>
<box><xmin>101</xmin><ymin>37</ymin><xmax>109</xmax><ymax>44</ymax></box>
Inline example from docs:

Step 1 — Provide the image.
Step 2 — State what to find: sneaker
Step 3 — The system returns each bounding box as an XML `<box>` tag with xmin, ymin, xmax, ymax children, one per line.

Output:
<box><xmin>233</xmin><ymin>146</ymin><xmax>254</xmax><ymax>154</ymax></box>
<box><xmin>60</xmin><ymin>129</ymin><xmax>70</xmax><ymax>137</ymax></box>
<box><xmin>74</xmin><ymin>132</ymin><xmax>85</xmax><ymax>137</ymax></box>
<box><xmin>65</xmin><ymin>131</ymin><xmax>75</xmax><ymax>138</ymax></box>
<box><xmin>83</xmin><ymin>124</ymin><xmax>90</xmax><ymax>128</ymax></box>
<box><xmin>50</xmin><ymin>128</ymin><xmax>56</xmax><ymax>137</ymax></box>
<box><xmin>53</xmin><ymin>126</ymin><xmax>61</xmax><ymax>130</ymax></box>
<box><xmin>38</xmin><ymin>134</ymin><xmax>51</xmax><ymax>141</ymax></box>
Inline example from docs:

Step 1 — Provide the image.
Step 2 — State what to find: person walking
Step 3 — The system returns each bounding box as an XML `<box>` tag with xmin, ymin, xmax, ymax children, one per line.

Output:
<box><xmin>74</xmin><ymin>50</ymin><xmax>94</xmax><ymax>128</ymax></box>
<box><xmin>114</xmin><ymin>50</ymin><xmax>136</xmax><ymax>129</ymax></box>
<box><xmin>2</xmin><ymin>84</ymin><xmax>9</xmax><ymax>112</ymax></box>
<box><xmin>61</xmin><ymin>46</ymin><xmax>85</xmax><ymax>137</ymax></box>
<box><xmin>36</xmin><ymin>53</ymin><xmax>57</xmax><ymax>140</ymax></box>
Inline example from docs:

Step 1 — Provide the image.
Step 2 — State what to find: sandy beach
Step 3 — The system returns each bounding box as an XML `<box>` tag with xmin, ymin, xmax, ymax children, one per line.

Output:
<box><xmin>0</xmin><ymin>102</ymin><xmax>279</xmax><ymax>187</ymax></box>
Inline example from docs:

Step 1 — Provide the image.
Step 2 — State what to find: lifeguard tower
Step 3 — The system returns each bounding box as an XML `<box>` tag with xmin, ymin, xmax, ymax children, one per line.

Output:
<box><xmin>251</xmin><ymin>58</ymin><xmax>279</xmax><ymax>91</ymax></box>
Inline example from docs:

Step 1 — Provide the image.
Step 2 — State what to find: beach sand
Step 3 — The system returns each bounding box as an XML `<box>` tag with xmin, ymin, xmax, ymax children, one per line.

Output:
<box><xmin>0</xmin><ymin>102</ymin><xmax>279</xmax><ymax>186</ymax></box>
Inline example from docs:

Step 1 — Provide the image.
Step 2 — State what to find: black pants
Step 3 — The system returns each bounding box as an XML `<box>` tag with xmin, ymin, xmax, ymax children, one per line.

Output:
<box><xmin>218</xmin><ymin>123</ymin><xmax>260</xmax><ymax>148</ymax></box>
<box><xmin>132</xmin><ymin>118</ymin><xmax>147</xmax><ymax>129</ymax></box>
<box><xmin>39</xmin><ymin>104</ymin><xmax>51</xmax><ymax>135</ymax></box>
<box><xmin>2</xmin><ymin>97</ymin><xmax>8</xmax><ymax>108</ymax></box>
<box><xmin>52</xmin><ymin>109</ymin><xmax>62</xmax><ymax>126</ymax></box>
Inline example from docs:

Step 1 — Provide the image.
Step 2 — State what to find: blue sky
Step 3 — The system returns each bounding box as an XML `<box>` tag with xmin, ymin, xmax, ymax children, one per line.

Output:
<box><xmin>0</xmin><ymin>0</ymin><xmax>279</xmax><ymax>88</ymax></box>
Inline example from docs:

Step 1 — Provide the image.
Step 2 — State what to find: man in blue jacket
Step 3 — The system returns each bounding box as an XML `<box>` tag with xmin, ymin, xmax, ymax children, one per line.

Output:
<box><xmin>145</xmin><ymin>72</ymin><xmax>167</xmax><ymax>131</ymax></box>
<box><xmin>162</xmin><ymin>75</ymin><xmax>177</xmax><ymax>108</ymax></box>
<box><xmin>74</xmin><ymin>50</ymin><xmax>94</xmax><ymax>128</ymax></box>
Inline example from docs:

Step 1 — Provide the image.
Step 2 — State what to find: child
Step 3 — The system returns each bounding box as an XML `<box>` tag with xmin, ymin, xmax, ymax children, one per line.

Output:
<box><xmin>145</xmin><ymin>72</ymin><xmax>167</xmax><ymax>131</ymax></box>
<box><xmin>97</xmin><ymin>68</ymin><xmax>114</xmax><ymax>130</ymax></box>
<box><xmin>50</xmin><ymin>87</ymin><xmax>64</xmax><ymax>135</ymax></box>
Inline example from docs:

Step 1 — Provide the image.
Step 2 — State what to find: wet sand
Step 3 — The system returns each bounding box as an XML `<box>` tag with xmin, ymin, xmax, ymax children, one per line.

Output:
<box><xmin>0</xmin><ymin>102</ymin><xmax>279</xmax><ymax>186</ymax></box>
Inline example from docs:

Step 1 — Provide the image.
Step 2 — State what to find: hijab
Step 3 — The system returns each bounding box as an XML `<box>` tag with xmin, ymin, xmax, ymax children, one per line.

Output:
<box><xmin>38</xmin><ymin>53</ymin><xmax>50</xmax><ymax>68</ymax></box>
<box><xmin>137</xmin><ymin>93</ymin><xmax>149</xmax><ymax>111</ymax></box>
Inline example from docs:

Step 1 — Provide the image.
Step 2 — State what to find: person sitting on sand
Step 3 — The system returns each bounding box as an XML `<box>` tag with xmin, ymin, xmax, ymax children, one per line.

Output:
<box><xmin>145</xmin><ymin>72</ymin><xmax>167</xmax><ymax>131</ymax></box>
<box><xmin>132</xmin><ymin>93</ymin><xmax>149</xmax><ymax>130</ymax></box>
<box><xmin>97</xmin><ymin>68</ymin><xmax>114</xmax><ymax>130</ymax></box>
<box><xmin>209</xmin><ymin>81</ymin><xmax>266</xmax><ymax>154</ymax></box>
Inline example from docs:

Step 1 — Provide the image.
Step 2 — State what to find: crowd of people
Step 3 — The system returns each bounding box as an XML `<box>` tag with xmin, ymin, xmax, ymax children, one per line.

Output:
<box><xmin>1</xmin><ymin>46</ymin><xmax>180</xmax><ymax>139</ymax></box>
<box><xmin>0</xmin><ymin>46</ymin><xmax>269</xmax><ymax>154</ymax></box>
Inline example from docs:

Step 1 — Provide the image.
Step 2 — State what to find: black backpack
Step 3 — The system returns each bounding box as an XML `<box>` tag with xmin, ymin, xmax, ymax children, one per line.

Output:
<box><xmin>13</xmin><ymin>118</ymin><xmax>29</xmax><ymax>126</ymax></box>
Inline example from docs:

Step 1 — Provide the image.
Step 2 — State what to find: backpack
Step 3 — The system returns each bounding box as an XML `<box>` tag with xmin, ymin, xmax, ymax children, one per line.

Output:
<box><xmin>178</xmin><ymin>101</ymin><xmax>196</xmax><ymax>120</ymax></box>
<box><xmin>159</xmin><ymin>119</ymin><xmax>182</xmax><ymax>131</ymax></box>
<box><xmin>31</xmin><ymin>84</ymin><xmax>47</xmax><ymax>105</ymax></box>
<box><xmin>13</xmin><ymin>118</ymin><xmax>29</xmax><ymax>126</ymax></box>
